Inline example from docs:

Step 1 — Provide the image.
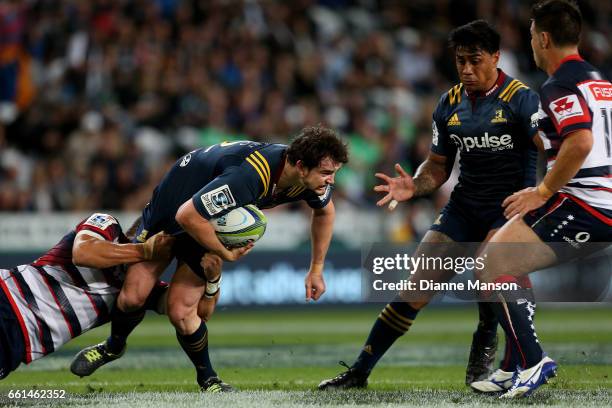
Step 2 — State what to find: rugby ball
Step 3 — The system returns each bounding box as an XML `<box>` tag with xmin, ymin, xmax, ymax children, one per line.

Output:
<box><xmin>210</xmin><ymin>205</ymin><xmax>267</xmax><ymax>248</ymax></box>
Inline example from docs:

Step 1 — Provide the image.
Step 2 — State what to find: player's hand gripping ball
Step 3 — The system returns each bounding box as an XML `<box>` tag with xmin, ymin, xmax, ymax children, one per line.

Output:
<box><xmin>210</xmin><ymin>205</ymin><xmax>267</xmax><ymax>248</ymax></box>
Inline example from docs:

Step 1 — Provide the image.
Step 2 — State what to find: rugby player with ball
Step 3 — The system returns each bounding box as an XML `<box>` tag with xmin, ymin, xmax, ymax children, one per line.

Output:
<box><xmin>72</xmin><ymin>126</ymin><xmax>348</xmax><ymax>392</ymax></box>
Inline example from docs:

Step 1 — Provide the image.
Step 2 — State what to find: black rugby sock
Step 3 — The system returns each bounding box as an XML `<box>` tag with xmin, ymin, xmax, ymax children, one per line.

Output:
<box><xmin>176</xmin><ymin>320</ymin><xmax>217</xmax><ymax>383</ymax></box>
<box><xmin>498</xmin><ymin>286</ymin><xmax>536</xmax><ymax>371</ymax></box>
<box><xmin>488</xmin><ymin>278</ymin><xmax>542</xmax><ymax>368</ymax></box>
<box><xmin>106</xmin><ymin>305</ymin><xmax>146</xmax><ymax>354</ymax></box>
<box><xmin>473</xmin><ymin>302</ymin><xmax>498</xmax><ymax>345</ymax></box>
<box><xmin>353</xmin><ymin>298</ymin><xmax>419</xmax><ymax>374</ymax></box>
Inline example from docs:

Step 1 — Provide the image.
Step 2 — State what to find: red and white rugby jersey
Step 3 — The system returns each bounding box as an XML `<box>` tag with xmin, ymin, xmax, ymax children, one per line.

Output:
<box><xmin>537</xmin><ymin>55</ymin><xmax>612</xmax><ymax>214</ymax></box>
<box><xmin>0</xmin><ymin>213</ymin><xmax>127</xmax><ymax>363</ymax></box>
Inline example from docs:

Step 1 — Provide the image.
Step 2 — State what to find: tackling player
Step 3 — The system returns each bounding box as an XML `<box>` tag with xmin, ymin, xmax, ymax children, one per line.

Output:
<box><xmin>72</xmin><ymin>126</ymin><xmax>348</xmax><ymax>392</ymax></box>
<box><xmin>319</xmin><ymin>20</ymin><xmax>541</xmax><ymax>391</ymax></box>
<box><xmin>475</xmin><ymin>0</ymin><xmax>612</xmax><ymax>398</ymax></box>
<box><xmin>0</xmin><ymin>213</ymin><xmax>175</xmax><ymax>379</ymax></box>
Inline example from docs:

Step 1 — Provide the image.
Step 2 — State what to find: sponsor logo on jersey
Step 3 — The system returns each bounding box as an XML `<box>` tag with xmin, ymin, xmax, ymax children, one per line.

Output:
<box><xmin>490</xmin><ymin>109</ymin><xmax>508</xmax><ymax>123</ymax></box>
<box><xmin>549</xmin><ymin>94</ymin><xmax>583</xmax><ymax>124</ymax></box>
<box><xmin>432</xmin><ymin>120</ymin><xmax>439</xmax><ymax>145</ymax></box>
<box><xmin>84</xmin><ymin>213</ymin><xmax>115</xmax><ymax>230</ymax></box>
<box><xmin>447</xmin><ymin>113</ymin><xmax>461</xmax><ymax>126</ymax></box>
<box><xmin>530</xmin><ymin>112</ymin><xmax>539</xmax><ymax>129</ymax></box>
<box><xmin>575</xmin><ymin>231</ymin><xmax>590</xmax><ymax>243</ymax></box>
<box><xmin>201</xmin><ymin>184</ymin><xmax>236</xmax><ymax>216</ymax></box>
<box><xmin>449</xmin><ymin>132</ymin><xmax>514</xmax><ymax>152</ymax></box>
<box><xmin>180</xmin><ymin>153</ymin><xmax>192</xmax><ymax>167</ymax></box>
<box><xmin>588</xmin><ymin>82</ymin><xmax>612</xmax><ymax>101</ymax></box>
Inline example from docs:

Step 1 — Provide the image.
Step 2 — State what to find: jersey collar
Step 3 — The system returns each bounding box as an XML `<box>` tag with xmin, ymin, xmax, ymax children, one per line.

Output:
<box><xmin>553</xmin><ymin>53</ymin><xmax>583</xmax><ymax>74</ymax></box>
<box><xmin>465</xmin><ymin>69</ymin><xmax>507</xmax><ymax>99</ymax></box>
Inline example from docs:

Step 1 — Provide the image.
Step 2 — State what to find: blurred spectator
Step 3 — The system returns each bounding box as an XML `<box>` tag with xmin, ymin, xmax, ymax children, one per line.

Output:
<box><xmin>0</xmin><ymin>0</ymin><xmax>609</xmax><ymax>243</ymax></box>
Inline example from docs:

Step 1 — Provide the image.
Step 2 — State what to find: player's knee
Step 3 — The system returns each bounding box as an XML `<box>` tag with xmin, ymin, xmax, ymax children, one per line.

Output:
<box><xmin>201</xmin><ymin>254</ymin><xmax>223</xmax><ymax>279</ymax></box>
<box><xmin>117</xmin><ymin>289</ymin><xmax>148</xmax><ymax>312</ymax></box>
<box><xmin>408</xmin><ymin>301</ymin><xmax>429</xmax><ymax>310</ymax></box>
<box><xmin>167</xmin><ymin>301</ymin><xmax>196</xmax><ymax>327</ymax></box>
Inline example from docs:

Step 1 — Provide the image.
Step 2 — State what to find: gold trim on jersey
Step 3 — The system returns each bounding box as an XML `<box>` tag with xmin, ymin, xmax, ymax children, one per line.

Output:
<box><xmin>286</xmin><ymin>186</ymin><xmax>306</xmax><ymax>198</ymax></box>
<box><xmin>246</xmin><ymin>152</ymin><xmax>271</xmax><ymax>198</ymax></box>
<box><xmin>448</xmin><ymin>84</ymin><xmax>463</xmax><ymax>105</ymax></box>
<box><xmin>448</xmin><ymin>84</ymin><xmax>464</xmax><ymax>105</ymax></box>
<box><xmin>499</xmin><ymin>79</ymin><xmax>528</xmax><ymax>102</ymax></box>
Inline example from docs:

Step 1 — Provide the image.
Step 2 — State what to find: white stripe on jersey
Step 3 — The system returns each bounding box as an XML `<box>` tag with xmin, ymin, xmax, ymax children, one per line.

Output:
<box><xmin>77</xmin><ymin>266</ymin><xmax>119</xmax><ymax>310</ymax></box>
<box><xmin>1</xmin><ymin>263</ymin><xmax>120</xmax><ymax>363</ymax></box>
<box><xmin>41</xmin><ymin>265</ymin><xmax>98</xmax><ymax>334</ymax></box>
<box><xmin>560</xmin><ymin>185</ymin><xmax>612</xmax><ymax>210</ymax></box>
<box><xmin>18</xmin><ymin>265</ymin><xmax>72</xmax><ymax>352</ymax></box>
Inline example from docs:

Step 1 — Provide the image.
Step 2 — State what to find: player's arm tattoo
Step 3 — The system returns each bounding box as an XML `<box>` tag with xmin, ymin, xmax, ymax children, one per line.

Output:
<box><xmin>413</xmin><ymin>153</ymin><xmax>452</xmax><ymax>197</ymax></box>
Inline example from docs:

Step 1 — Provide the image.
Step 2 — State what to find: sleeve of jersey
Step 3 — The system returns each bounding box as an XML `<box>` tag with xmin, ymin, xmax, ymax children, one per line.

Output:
<box><xmin>541</xmin><ymin>83</ymin><xmax>592</xmax><ymax>137</ymax></box>
<box><xmin>516</xmin><ymin>89</ymin><xmax>540</xmax><ymax>140</ymax></box>
<box><xmin>75</xmin><ymin>213</ymin><xmax>121</xmax><ymax>242</ymax></box>
<box><xmin>302</xmin><ymin>185</ymin><xmax>334</xmax><ymax>209</ymax></box>
<box><xmin>430</xmin><ymin>99</ymin><xmax>457</xmax><ymax>157</ymax></box>
<box><xmin>192</xmin><ymin>165</ymin><xmax>263</xmax><ymax>220</ymax></box>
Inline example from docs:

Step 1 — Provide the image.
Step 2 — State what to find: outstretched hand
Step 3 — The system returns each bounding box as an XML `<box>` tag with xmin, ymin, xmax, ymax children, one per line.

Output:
<box><xmin>374</xmin><ymin>163</ymin><xmax>415</xmax><ymax>210</ymax></box>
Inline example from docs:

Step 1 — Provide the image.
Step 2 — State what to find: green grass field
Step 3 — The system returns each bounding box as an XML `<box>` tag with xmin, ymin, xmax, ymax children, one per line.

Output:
<box><xmin>0</xmin><ymin>305</ymin><xmax>610</xmax><ymax>407</ymax></box>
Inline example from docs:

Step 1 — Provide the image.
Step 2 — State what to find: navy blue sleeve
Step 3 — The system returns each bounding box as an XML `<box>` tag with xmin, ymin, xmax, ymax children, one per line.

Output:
<box><xmin>514</xmin><ymin>89</ymin><xmax>539</xmax><ymax>188</ymax></box>
<box><xmin>430</xmin><ymin>98</ymin><xmax>457</xmax><ymax>158</ymax></box>
<box><xmin>515</xmin><ymin>88</ymin><xmax>540</xmax><ymax>141</ymax></box>
<box><xmin>521</xmin><ymin>148</ymin><xmax>538</xmax><ymax>188</ymax></box>
<box><xmin>301</xmin><ymin>185</ymin><xmax>334</xmax><ymax>209</ymax></box>
<box><xmin>192</xmin><ymin>162</ymin><xmax>264</xmax><ymax>220</ymax></box>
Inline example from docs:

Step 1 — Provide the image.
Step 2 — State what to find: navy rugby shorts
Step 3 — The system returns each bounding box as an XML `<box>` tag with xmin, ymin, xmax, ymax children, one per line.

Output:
<box><xmin>430</xmin><ymin>195</ymin><xmax>508</xmax><ymax>242</ymax></box>
<box><xmin>523</xmin><ymin>193</ymin><xmax>612</xmax><ymax>262</ymax></box>
<box><xmin>0</xmin><ymin>289</ymin><xmax>25</xmax><ymax>379</ymax></box>
<box><xmin>133</xmin><ymin>207</ymin><xmax>209</xmax><ymax>279</ymax></box>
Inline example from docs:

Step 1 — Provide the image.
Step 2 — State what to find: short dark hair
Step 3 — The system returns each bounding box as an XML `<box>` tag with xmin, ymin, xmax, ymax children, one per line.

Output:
<box><xmin>448</xmin><ymin>20</ymin><xmax>500</xmax><ymax>54</ymax></box>
<box><xmin>287</xmin><ymin>126</ymin><xmax>348</xmax><ymax>169</ymax></box>
<box><xmin>532</xmin><ymin>0</ymin><xmax>582</xmax><ymax>46</ymax></box>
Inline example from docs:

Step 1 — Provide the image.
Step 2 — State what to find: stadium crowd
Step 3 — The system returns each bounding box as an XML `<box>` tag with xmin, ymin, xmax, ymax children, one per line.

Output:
<box><xmin>0</xmin><ymin>0</ymin><xmax>610</xmax><ymax>240</ymax></box>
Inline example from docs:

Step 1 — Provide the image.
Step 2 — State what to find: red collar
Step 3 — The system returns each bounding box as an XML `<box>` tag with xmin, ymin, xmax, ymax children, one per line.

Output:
<box><xmin>553</xmin><ymin>54</ymin><xmax>583</xmax><ymax>74</ymax></box>
<box><xmin>465</xmin><ymin>69</ymin><xmax>507</xmax><ymax>98</ymax></box>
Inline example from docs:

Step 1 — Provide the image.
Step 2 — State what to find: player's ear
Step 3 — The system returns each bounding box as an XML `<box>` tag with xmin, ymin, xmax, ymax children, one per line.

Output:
<box><xmin>539</xmin><ymin>31</ymin><xmax>550</xmax><ymax>49</ymax></box>
<box><xmin>492</xmin><ymin>50</ymin><xmax>500</xmax><ymax>65</ymax></box>
<box><xmin>296</xmin><ymin>160</ymin><xmax>307</xmax><ymax>176</ymax></box>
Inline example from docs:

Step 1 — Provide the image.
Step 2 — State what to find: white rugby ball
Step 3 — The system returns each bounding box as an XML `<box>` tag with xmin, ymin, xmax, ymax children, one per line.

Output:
<box><xmin>210</xmin><ymin>205</ymin><xmax>267</xmax><ymax>248</ymax></box>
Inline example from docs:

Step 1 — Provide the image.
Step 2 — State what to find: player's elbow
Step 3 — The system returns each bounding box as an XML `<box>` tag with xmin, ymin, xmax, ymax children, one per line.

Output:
<box><xmin>175</xmin><ymin>201</ymin><xmax>192</xmax><ymax>229</ymax></box>
<box><xmin>574</xmin><ymin>136</ymin><xmax>593</xmax><ymax>158</ymax></box>
<box><xmin>72</xmin><ymin>245</ymin><xmax>96</xmax><ymax>268</ymax></box>
<box><xmin>567</xmin><ymin>130</ymin><xmax>593</xmax><ymax>159</ymax></box>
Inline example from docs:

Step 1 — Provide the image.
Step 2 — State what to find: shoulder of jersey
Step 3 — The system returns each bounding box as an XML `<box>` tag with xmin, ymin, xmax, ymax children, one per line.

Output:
<box><xmin>441</xmin><ymin>83</ymin><xmax>465</xmax><ymax>106</ymax></box>
<box><xmin>81</xmin><ymin>213</ymin><xmax>118</xmax><ymax>230</ymax></box>
<box><xmin>498</xmin><ymin>78</ymin><xmax>530</xmax><ymax>103</ymax></box>
<box><xmin>244</xmin><ymin>149</ymin><xmax>272</xmax><ymax>198</ymax></box>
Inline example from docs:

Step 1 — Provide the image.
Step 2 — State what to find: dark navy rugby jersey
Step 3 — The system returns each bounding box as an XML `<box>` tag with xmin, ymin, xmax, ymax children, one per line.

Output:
<box><xmin>431</xmin><ymin>70</ymin><xmax>539</xmax><ymax>205</ymax></box>
<box><xmin>141</xmin><ymin>141</ymin><xmax>334</xmax><ymax>235</ymax></box>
